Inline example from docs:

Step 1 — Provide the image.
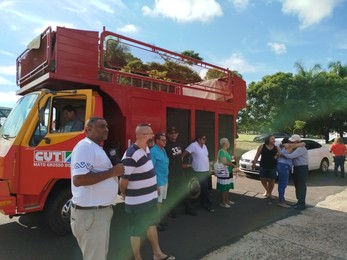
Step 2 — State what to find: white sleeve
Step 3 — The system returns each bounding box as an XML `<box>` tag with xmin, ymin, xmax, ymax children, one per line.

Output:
<box><xmin>71</xmin><ymin>142</ymin><xmax>95</xmax><ymax>176</ymax></box>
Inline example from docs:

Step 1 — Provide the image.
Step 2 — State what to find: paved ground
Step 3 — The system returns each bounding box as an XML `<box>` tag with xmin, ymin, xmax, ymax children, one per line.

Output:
<box><xmin>202</xmin><ymin>187</ymin><xmax>347</xmax><ymax>259</ymax></box>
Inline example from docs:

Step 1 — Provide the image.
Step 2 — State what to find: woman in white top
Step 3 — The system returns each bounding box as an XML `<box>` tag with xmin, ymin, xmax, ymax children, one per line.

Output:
<box><xmin>182</xmin><ymin>134</ymin><xmax>214</xmax><ymax>212</ymax></box>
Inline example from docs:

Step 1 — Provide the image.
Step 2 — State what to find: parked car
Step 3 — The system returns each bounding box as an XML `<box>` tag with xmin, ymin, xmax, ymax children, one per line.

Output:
<box><xmin>239</xmin><ymin>138</ymin><xmax>332</xmax><ymax>175</ymax></box>
<box><xmin>253</xmin><ymin>132</ymin><xmax>290</xmax><ymax>142</ymax></box>
<box><xmin>328</xmin><ymin>137</ymin><xmax>347</xmax><ymax>144</ymax></box>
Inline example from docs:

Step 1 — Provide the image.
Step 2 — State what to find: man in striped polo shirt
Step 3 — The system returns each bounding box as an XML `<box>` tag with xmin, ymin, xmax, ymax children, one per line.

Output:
<box><xmin>120</xmin><ymin>123</ymin><xmax>175</xmax><ymax>260</ymax></box>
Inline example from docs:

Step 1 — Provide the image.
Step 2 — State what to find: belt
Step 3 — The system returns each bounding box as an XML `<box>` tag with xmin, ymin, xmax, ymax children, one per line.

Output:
<box><xmin>71</xmin><ymin>203</ymin><xmax>112</xmax><ymax>210</ymax></box>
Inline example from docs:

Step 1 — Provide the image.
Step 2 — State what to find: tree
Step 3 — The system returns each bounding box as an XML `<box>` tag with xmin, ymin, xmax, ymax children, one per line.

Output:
<box><xmin>180</xmin><ymin>50</ymin><xmax>203</xmax><ymax>61</ymax></box>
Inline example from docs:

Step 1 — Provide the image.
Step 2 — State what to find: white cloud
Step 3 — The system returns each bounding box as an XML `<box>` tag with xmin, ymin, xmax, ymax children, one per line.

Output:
<box><xmin>221</xmin><ymin>53</ymin><xmax>257</xmax><ymax>73</ymax></box>
<box><xmin>229</xmin><ymin>0</ymin><xmax>249</xmax><ymax>11</ymax></box>
<box><xmin>89</xmin><ymin>0</ymin><xmax>114</xmax><ymax>14</ymax></box>
<box><xmin>142</xmin><ymin>0</ymin><xmax>223</xmax><ymax>23</ymax></box>
<box><xmin>0</xmin><ymin>66</ymin><xmax>16</xmax><ymax>76</ymax></box>
<box><xmin>0</xmin><ymin>1</ymin><xmax>13</xmax><ymax>9</ymax></box>
<box><xmin>0</xmin><ymin>91</ymin><xmax>21</xmax><ymax>108</ymax></box>
<box><xmin>33</xmin><ymin>22</ymin><xmax>75</xmax><ymax>35</ymax></box>
<box><xmin>282</xmin><ymin>0</ymin><xmax>343</xmax><ymax>29</ymax></box>
<box><xmin>0</xmin><ymin>50</ymin><xmax>14</xmax><ymax>57</ymax></box>
<box><xmin>0</xmin><ymin>76</ymin><xmax>13</xmax><ymax>86</ymax></box>
<box><xmin>118</xmin><ymin>24</ymin><xmax>139</xmax><ymax>33</ymax></box>
<box><xmin>267</xmin><ymin>42</ymin><xmax>287</xmax><ymax>54</ymax></box>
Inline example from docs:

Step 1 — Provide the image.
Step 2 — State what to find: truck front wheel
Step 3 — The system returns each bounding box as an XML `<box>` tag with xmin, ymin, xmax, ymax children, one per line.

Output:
<box><xmin>45</xmin><ymin>187</ymin><xmax>72</xmax><ymax>235</ymax></box>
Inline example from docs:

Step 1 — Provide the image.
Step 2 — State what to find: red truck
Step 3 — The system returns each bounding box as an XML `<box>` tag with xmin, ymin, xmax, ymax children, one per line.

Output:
<box><xmin>0</xmin><ymin>26</ymin><xmax>246</xmax><ymax>234</ymax></box>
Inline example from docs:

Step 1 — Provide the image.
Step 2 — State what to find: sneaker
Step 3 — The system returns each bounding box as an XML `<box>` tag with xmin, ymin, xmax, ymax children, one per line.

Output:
<box><xmin>220</xmin><ymin>203</ymin><xmax>231</xmax><ymax>208</ymax></box>
<box><xmin>278</xmin><ymin>202</ymin><xmax>290</xmax><ymax>208</ymax></box>
<box><xmin>227</xmin><ymin>200</ymin><xmax>235</xmax><ymax>205</ymax></box>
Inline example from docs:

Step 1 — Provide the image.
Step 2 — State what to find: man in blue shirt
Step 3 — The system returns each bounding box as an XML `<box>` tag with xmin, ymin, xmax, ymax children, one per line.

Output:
<box><xmin>282</xmin><ymin>134</ymin><xmax>308</xmax><ymax>210</ymax></box>
<box><xmin>151</xmin><ymin>133</ymin><xmax>169</xmax><ymax>231</ymax></box>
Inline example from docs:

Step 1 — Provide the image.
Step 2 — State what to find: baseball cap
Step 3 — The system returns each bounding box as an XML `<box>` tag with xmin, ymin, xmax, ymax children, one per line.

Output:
<box><xmin>289</xmin><ymin>134</ymin><xmax>301</xmax><ymax>142</ymax></box>
<box><xmin>167</xmin><ymin>126</ymin><xmax>178</xmax><ymax>134</ymax></box>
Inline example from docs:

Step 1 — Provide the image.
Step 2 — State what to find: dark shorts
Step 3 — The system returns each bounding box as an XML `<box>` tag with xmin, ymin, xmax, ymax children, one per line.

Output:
<box><xmin>259</xmin><ymin>167</ymin><xmax>277</xmax><ymax>180</ymax></box>
<box><xmin>127</xmin><ymin>206</ymin><xmax>159</xmax><ymax>237</ymax></box>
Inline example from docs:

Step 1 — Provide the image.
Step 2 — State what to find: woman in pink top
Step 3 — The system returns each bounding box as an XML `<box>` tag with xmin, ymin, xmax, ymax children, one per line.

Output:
<box><xmin>330</xmin><ymin>137</ymin><xmax>347</xmax><ymax>178</ymax></box>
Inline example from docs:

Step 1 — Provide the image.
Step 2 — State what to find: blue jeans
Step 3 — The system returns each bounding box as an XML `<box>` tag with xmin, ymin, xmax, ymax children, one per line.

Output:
<box><xmin>333</xmin><ymin>156</ymin><xmax>345</xmax><ymax>177</ymax></box>
<box><xmin>277</xmin><ymin>162</ymin><xmax>290</xmax><ymax>203</ymax></box>
<box><xmin>293</xmin><ymin>165</ymin><xmax>308</xmax><ymax>206</ymax></box>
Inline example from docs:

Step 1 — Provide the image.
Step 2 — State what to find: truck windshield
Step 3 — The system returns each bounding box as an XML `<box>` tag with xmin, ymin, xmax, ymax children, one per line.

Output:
<box><xmin>0</xmin><ymin>93</ymin><xmax>38</xmax><ymax>138</ymax></box>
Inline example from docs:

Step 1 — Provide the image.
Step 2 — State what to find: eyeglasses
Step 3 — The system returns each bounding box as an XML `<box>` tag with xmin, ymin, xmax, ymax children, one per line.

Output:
<box><xmin>160</xmin><ymin>139</ymin><xmax>167</xmax><ymax>142</ymax></box>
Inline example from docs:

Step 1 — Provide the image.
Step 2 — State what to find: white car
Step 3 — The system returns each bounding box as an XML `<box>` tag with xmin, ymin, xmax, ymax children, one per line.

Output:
<box><xmin>239</xmin><ymin>139</ymin><xmax>332</xmax><ymax>175</ymax></box>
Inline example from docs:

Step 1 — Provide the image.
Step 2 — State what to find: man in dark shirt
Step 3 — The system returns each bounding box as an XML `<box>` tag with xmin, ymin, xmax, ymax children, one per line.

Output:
<box><xmin>165</xmin><ymin>126</ymin><xmax>197</xmax><ymax>217</ymax></box>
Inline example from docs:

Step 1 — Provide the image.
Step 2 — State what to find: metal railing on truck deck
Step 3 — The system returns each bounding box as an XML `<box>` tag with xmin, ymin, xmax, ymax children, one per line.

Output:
<box><xmin>98</xmin><ymin>28</ymin><xmax>237</xmax><ymax>102</ymax></box>
<box><xmin>16</xmin><ymin>27</ymin><xmax>53</xmax><ymax>87</ymax></box>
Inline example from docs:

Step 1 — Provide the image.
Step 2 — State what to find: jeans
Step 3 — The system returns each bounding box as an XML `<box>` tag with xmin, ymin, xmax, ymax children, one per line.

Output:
<box><xmin>195</xmin><ymin>171</ymin><xmax>212</xmax><ymax>208</ymax></box>
<box><xmin>293</xmin><ymin>165</ymin><xmax>308</xmax><ymax>206</ymax></box>
<box><xmin>333</xmin><ymin>156</ymin><xmax>345</xmax><ymax>177</ymax></box>
<box><xmin>277</xmin><ymin>162</ymin><xmax>290</xmax><ymax>203</ymax></box>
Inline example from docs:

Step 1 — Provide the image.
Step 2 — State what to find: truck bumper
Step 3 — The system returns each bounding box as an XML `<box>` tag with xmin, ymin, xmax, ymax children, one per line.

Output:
<box><xmin>0</xmin><ymin>181</ymin><xmax>16</xmax><ymax>215</ymax></box>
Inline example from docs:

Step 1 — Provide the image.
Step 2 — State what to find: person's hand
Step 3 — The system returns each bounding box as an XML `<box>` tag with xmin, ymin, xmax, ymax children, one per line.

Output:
<box><xmin>251</xmin><ymin>161</ymin><xmax>256</xmax><ymax>170</ymax></box>
<box><xmin>111</xmin><ymin>163</ymin><xmax>124</xmax><ymax>177</ymax></box>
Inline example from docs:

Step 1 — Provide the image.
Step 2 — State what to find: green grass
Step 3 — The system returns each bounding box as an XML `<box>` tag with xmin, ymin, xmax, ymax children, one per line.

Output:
<box><xmin>234</xmin><ymin>134</ymin><xmax>259</xmax><ymax>160</ymax></box>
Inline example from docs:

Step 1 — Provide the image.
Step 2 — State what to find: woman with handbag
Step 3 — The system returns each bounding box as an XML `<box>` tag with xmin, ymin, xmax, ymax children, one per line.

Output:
<box><xmin>215</xmin><ymin>138</ymin><xmax>236</xmax><ymax>208</ymax></box>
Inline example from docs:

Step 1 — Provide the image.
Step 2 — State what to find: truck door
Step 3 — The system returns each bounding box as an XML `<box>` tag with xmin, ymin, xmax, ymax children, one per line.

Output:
<box><xmin>18</xmin><ymin>90</ymin><xmax>94</xmax><ymax>211</ymax></box>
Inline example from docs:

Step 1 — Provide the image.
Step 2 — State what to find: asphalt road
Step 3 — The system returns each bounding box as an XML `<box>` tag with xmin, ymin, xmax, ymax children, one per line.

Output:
<box><xmin>0</xmin><ymin>169</ymin><xmax>346</xmax><ymax>260</ymax></box>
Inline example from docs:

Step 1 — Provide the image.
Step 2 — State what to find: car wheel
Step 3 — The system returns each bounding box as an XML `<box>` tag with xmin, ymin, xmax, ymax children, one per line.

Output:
<box><xmin>320</xmin><ymin>158</ymin><xmax>329</xmax><ymax>173</ymax></box>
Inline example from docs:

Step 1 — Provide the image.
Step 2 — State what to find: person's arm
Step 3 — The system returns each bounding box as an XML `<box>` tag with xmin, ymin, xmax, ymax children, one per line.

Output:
<box><xmin>181</xmin><ymin>150</ymin><xmax>191</xmax><ymax>168</ymax></box>
<box><xmin>282</xmin><ymin>147</ymin><xmax>306</xmax><ymax>159</ymax></box>
<box><xmin>252</xmin><ymin>144</ymin><xmax>263</xmax><ymax>169</ymax></box>
<box><xmin>73</xmin><ymin>163</ymin><xmax>124</xmax><ymax>187</ymax></box>
<box><xmin>119</xmin><ymin>177</ymin><xmax>129</xmax><ymax>195</ymax></box>
<box><xmin>283</xmin><ymin>142</ymin><xmax>305</xmax><ymax>153</ymax></box>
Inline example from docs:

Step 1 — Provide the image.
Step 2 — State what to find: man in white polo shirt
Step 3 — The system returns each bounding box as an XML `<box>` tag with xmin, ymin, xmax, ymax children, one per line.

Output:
<box><xmin>70</xmin><ymin>117</ymin><xmax>124</xmax><ymax>260</ymax></box>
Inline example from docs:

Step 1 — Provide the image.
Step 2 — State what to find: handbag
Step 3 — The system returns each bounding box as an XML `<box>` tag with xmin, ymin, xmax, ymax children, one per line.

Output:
<box><xmin>214</xmin><ymin>161</ymin><xmax>230</xmax><ymax>178</ymax></box>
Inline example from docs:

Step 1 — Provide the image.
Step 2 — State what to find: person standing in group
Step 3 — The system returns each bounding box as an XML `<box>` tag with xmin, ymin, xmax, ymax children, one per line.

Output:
<box><xmin>182</xmin><ymin>134</ymin><xmax>213</xmax><ymax>212</ymax></box>
<box><xmin>150</xmin><ymin>132</ymin><xmax>170</xmax><ymax>231</ymax></box>
<box><xmin>165</xmin><ymin>126</ymin><xmax>197</xmax><ymax>218</ymax></box>
<box><xmin>277</xmin><ymin>137</ymin><xmax>305</xmax><ymax>208</ymax></box>
<box><xmin>252</xmin><ymin>134</ymin><xmax>279</xmax><ymax>199</ymax></box>
<box><xmin>330</xmin><ymin>137</ymin><xmax>347</xmax><ymax>178</ymax></box>
<box><xmin>281</xmin><ymin>134</ymin><xmax>308</xmax><ymax>210</ymax></box>
<box><xmin>120</xmin><ymin>123</ymin><xmax>175</xmax><ymax>260</ymax></box>
<box><xmin>216</xmin><ymin>138</ymin><xmax>236</xmax><ymax>208</ymax></box>
<box><xmin>70</xmin><ymin>117</ymin><xmax>124</xmax><ymax>260</ymax></box>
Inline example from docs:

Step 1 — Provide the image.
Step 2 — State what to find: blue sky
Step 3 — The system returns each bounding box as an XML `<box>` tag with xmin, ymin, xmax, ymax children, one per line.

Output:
<box><xmin>1</xmin><ymin>0</ymin><xmax>346</xmax><ymax>107</ymax></box>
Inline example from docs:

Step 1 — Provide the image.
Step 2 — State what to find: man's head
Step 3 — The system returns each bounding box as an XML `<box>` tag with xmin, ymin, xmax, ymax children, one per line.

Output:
<box><xmin>135</xmin><ymin>123</ymin><xmax>154</xmax><ymax>147</ymax></box>
<box><xmin>155</xmin><ymin>132</ymin><xmax>167</xmax><ymax>148</ymax></box>
<box><xmin>167</xmin><ymin>126</ymin><xmax>179</xmax><ymax>142</ymax></box>
<box><xmin>85</xmin><ymin>117</ymin><xmax>108</xmax><ymax>144</ymax></box>
<box><xmin>289</xmin><ymin>134</ymin><xmax>301</xmax><ymax>143</ymax></box>
<box><xmin>62</xmin><ymin>105</ymin><xmax>77</xmax><ymax>122</ymax></box>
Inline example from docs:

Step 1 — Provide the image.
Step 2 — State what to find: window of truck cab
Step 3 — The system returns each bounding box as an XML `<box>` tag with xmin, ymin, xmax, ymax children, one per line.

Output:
<box><xmin>29</xmin><ymin>95</ymin><xmax>86</xmax><ymax>146</ymax></box>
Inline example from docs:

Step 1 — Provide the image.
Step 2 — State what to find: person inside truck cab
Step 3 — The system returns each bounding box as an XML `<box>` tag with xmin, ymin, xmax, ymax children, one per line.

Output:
<box><xmin>60</xmin><ymin>105</ymin><xmax>84</xmax><ymax>132</ymax></box>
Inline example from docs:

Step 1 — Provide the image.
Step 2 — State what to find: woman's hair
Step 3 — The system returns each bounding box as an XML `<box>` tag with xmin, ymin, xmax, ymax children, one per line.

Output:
<box><xmin>195</xmin><ymin>133</ymin><xmax>206</xmax><ymax>141</ymax></box>
<box><xmin>264</xmin><ymin>134</ymin><xmax>275</xmax><ymax>145</ymax></box>
<box><xmin>334</xmin><ymin>137</ymin><xmax>343</xmax><ymax>144</ymax></box>
<box><xmin>219</xmin><ymin>137</ymin><xmax>229</xmax><ymax>146</ymax></box>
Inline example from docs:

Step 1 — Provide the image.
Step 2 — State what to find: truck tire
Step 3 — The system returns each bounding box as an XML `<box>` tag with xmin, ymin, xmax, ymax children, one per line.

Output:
<box><xmin>45</xmin><ymin>187</ymin><xmax>72</xmax><ymax>235</ymax></box>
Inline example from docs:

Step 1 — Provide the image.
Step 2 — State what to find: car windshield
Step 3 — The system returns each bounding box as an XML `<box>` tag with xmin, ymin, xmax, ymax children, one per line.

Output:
<box><xmin>0</xmin><ymin>93</ymin><xmax>38</xmax><ymax>138</ymax></box>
